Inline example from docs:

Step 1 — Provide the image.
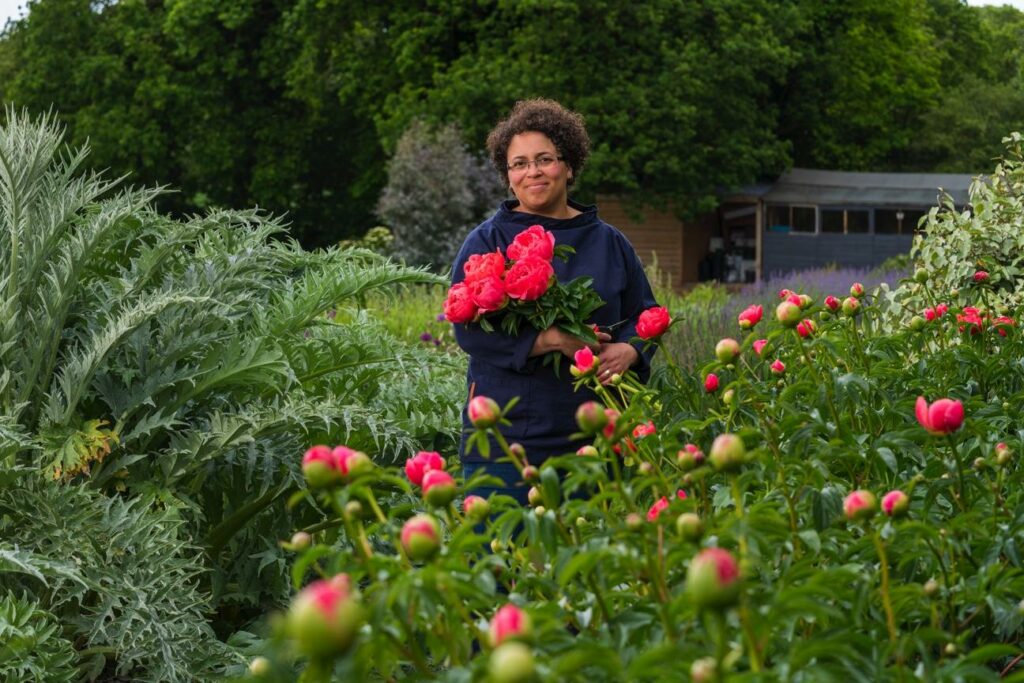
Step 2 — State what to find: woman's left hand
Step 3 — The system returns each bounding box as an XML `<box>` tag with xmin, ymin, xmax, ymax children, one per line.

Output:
<box><xmin>597</xmin><ymin>342</ymin><xmax>639</xmax><ymax>385</ymax></box>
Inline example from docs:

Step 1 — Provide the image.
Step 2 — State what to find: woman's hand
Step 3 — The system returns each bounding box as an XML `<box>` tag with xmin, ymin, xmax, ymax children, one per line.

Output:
<box><xmin>597</xmin><ymin>342</ymin><xmax>639</xmax><ymax>384</ymax></box>
<box><xmin>530</xmin><ymin>327</ymin><xmax>610</xmax><ymax>358</ymax></box>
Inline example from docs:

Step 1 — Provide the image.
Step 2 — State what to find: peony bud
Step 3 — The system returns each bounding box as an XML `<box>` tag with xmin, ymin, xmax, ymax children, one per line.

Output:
<box><xmin>923</xmin><ymin>578</ymin><xmax>939</xmax><ymax>597</ymax></box>
<box><xmin>799</xmin><ymin>293</ymin><xmax>814</xmax><ymax>309</ymax></box>
<box><xmin>289</xmin><ymin>531</ymin><xmax>312</xmax><ymax>550</ymax></box>
<box><xmin>915</xmin><ymin>396</ymin><xmax>964</xmax><ymax>435</ymax></box>
<box><xmin>468</xmin><ymin>395</ymin><xmax>501</xmax><ymax>429</ymax></box>
<box><xmin>687</xmin><ymin>547</ymin><xmax>741</xmax><ymax>610</ymax></box>
<box><xmin>973</xmin><ymin>270</ymin><xmax>989</xmax><ymax>283</ymax></box>
<box><xmin>843</xmin><ymin>490</ymin><xmax>877</xmax><ymax>522</ymax></box>
<box><xmin>704</xmin><ymin>373</ymin><xmax>719</xmax><ymax>393</ymax></box>
<box><xmin>850</xmin><ymin>282</ymin><xmax>865</xmax><ymax>298</ymax></box>
<box><xmin>841</xmin><ymin>296</ymin><xmax>861</xmax><ymax>317</ymax></box>
<box><xmin>881</xmin><ymin>490</ymin><xmax>909</xmax><ymax>518</ymax></box>
<box><xmin>691</xmin><ymin>657</ymin><xmax>718</xmax><ymax>683</ymax></box>
<box><xmin>333</xmin><ymin>446</ymin><xmax>373</xmax><ymax>479</ymax></box>
<box><xmin>914</xmin><ymin>268</ymin><xmax>929</xmax><ymax>283</ymax></box>
<box><xmin>302</xmin><ymin>445</ymin><xmax>342</xmax><ymax>489</ymax></box>
<box><xmin>752</xmin><ymin>339</ymin><xmax>768</xmax><ymax>356</ymax></box>
<box><xmin>401</xmin><ymin>514</ymin><xmax>441</xmax><ymax>561</ymax></box>
<box><xmin>709</xmin><ymin>433</ymin><xmax>745</xmax><ymax>472</ymax></box>
<box><xmin>249</xmin><ymin>657</ymin><xmax>271</xmax><ymax>676</ymax></box>
<box><xmin>796</xmin><ymin>318</ymin><xmax>817</xmax><ymax>338</ymax></box>
<box><xmin>489</xmin><ymin>604</ymin><xmax>533</xmax><ymax>647</ymax></box>
<box><xmin>489</xmin><ymin>642</ymin><xmax>536</xmax><ymax>683</ymax></box>
<box><xmin>776</xmin><ymin>301</ymin><xmax>802</xmax><ymax>327</ymax></box>
<box><xmin>676</xmin><ymin>512</ymin><xmax>703</xmax><ymax>542</ymax></box>
<box><xmin>638</xmin><ymin>461</ymin><xmax>654</xmax><ymax>476</ymax></box>
<box><xmin>996</xmin><ymin>442</ymin><xmax>1013</xmax><ymax>467</ymax></box>
<box><xmin>521</xmin><ymin>465</ymin><xmax>539</xmax><ymax>483</ymax></box>
<box><xmin>626</xmin><ymin>513</ymin><xmax>644</xmax><ymax>531</ymax></box>
<box><xmin>575</xmin><ymin>401</ymin><xmax>608</xmax><ymax>434</ymax></box>
<box><xmin>633</xmin><ymin>421</ymin><xmax>657</xmax><ymax>439</ymax></box>
<box><xmin>824</xmin><ymin>295</ymin><xmax>840</xmax><ymax>312</ymax></box>
<box><xmin>770</xmin><ymin>359</ymin><xmax>785</xmax><ymax>375</ymax></box>
<box><xmin>527</xmin><ymin>486</ymin><xmax>543</xmax><ymax>507</ymax></box>
<box><xmin>677</xmin><ymin>444</ymin><xmax>705</xmax><ymax>471</ymax></box>
<box><xmin>422</xmin><ymin>469</ymin><xmax>457</xmax><ymax>507</ymax></box>
<box><xmin>737</xmin><ymin>304</ymin><xmax>763</xmax><ymax>329</ymax></box>
<box><xmin>715</xmin><ymin>338</ymin><xmax>741</xmax><ymax>363</ymax></box>
<box><xmin>909</xmin><ymin>315</ymin><xmax>926</xmax><ymax>332</ymax></box>
<box><xmin>405</xmin><ymin>451</ymin><xmax>445</xmax><ymax>487</ymax></box>
<box><xmin>722</xmin><ymin>388</ymin><xmax>735</xmax><ymax>405</ymax></box>
<box><xmin>344</xmin><ymin>500</ymin><xmax>363</xmax><ymax>520</ymax></box>
<box><xmin>570</xmin><ymin>346</ymin><xmax>599</xmax><ymax>378</ymax></box>
<box><xmin>287</xmin><ymin>576</ymin><xmax>364</xmax><ymax>658</ymax></box>
<box><xmin>576</xmin><ymin>444</ymin><xmax>599</xmax><ymax>457</ymax></box>
<box><xmin>463</xmin><ymin>495</ymin><xmax>489</xmax><ymax>519</ymax></box>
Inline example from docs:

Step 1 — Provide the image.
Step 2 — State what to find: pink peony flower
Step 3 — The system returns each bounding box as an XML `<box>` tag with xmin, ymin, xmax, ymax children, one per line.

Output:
<box><xmin>332</xmin><ymin>446</ymin><xmax>372</xmax><ymax>478</ymax></box>
<box><xmin>405</xmin><ymin>451</ymin><xmax>445</xmax><ymax>486</ymax></box>
<box><xmin>463</xmin><ymin>249</ymin><xmax>506</xmax><ymax>283</ymax></box>
<box><xmin>468</xmin><ymin>275</ymin><xmax>508</xmax><ymax>313</ymax></box>
<box><xmin>796</xmin><ymin>318</ymin><xmax>817</xmax><ymax>338</ymax></box>
<box><xmin>778</xmin><ymin>288</ymin><xmax>793</xmax><ymax>300</ymax></box>
<box><xmin>647</xmin><ymin>496</ymin><xmax>670</xmax><ymax>522</ymax></box>
<box><xmin>850</xmin><ymin>282</ymin><xmax>865</xmax><ymax>298</ymax></box>
<box><xmin>444</xmin><ymin>282</ymin><xmax>478</xmax><ymax>324</ymax></box>
<box><xmin>704</xmin><ymin>373</ymin><xmax>719</xmax><ymax>393</ymax></box>
<box><xmin>770</xmin><ymin>359</ymin><xmax>785</xmax><ymax>375</ymax></box>
<box><xmin>973</xmin><ymin>270</ymin><xmax>989</xmax><ymax>283</ymax></box>
<box><xmin>843</xmin><ymin>490</ymin><xmax>877</xmax><ymax>521</ymax></box>
<box><xmin>633</xmin><ymin>421</ymin><xmax>656</xmax><ymax>439</ymax></box>
<box><xmin>915</xmin><ymin>396</ymin><xmax>964</xmax><ymax>435</ymax></box>
<box><xmin>504</xmin><ymin>256</ymin><xmax>554</xmax><ymax>301</ymax></box>
<box><xmin>489</xmin><ymin>604</ymin><xmax>532</xmax><ymax>647</ymax></box>
<box><xmin>737</xmin><ymin>304</ymin><xmax>763</xmax><ymax>329</ymax></box>
<box><xmin>507</xmin><ymin>225</ymin><xmax>555</xmax><ymax>262</ymax></box>
<box><xmin>957</xmin><ymin>306</ymin><xmax>985</xmax><ymax>335</ymax></box>
<box><xmin>637</xmin><ymin>306</ymin><xmax>672</xmax><ymax>339</ymax></box>
<box><xmin>571</xmin><ymin>346</ymin><xmax>598</xmax><ymax>377</ymax></box>
<box><xmin>302</xmin><ymin>444</ymin><xmax>342</xmax><ymax>488</ymax></box>
<box><xmin>422</xmin><ymin>469</ymin><xmax>456</xmax><ymax>506</ymax></box>
<box><xmin>824</xmin><ymin>295</ymin><xmax>840</xmax><ymax>312</ymax></box>
<box><xmin>752</xmin><ymin>339</ymin><xmax>768</xmax><ymax>356</ymax></box>
<box><xmin>993</xmin><ymin>316</ymin><xmax>1016</xmax><ymax>336</ymax></box>
<box><xmin>787</xmin><ymin>293</ymin><xmax>803</xmax><ymax>307</ymax></box>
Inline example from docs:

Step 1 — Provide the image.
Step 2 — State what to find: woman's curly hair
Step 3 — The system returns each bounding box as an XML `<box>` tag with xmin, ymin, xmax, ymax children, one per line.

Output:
<box><xmin>486</xmin><ymin>99</ymin><xmax>590</xmax><ymax>187</ymax></box>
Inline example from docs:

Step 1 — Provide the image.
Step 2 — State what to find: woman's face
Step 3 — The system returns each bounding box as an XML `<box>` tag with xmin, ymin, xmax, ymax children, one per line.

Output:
<box><xmin>506</xmin><ymin>131</ymin><xmax>571</xmax><ymax>217</ymax></box>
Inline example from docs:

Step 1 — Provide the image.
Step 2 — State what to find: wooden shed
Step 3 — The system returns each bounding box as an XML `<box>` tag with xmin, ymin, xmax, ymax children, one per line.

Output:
<box><xmin>603</xmin><ymin>169</ymin><xmax>977</xmax><ymax>288</ymax></box>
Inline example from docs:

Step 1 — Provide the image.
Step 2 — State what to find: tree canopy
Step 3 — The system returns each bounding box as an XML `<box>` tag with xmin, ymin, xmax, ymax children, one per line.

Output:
<box><xmin>1</xmin><ymin>0</ymin><xmax>1021</xmax><ymax>245</ymax></box>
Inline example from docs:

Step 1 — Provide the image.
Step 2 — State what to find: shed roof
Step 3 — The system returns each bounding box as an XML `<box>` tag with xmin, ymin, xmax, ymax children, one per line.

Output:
<box><xmin>753</xmin><ymin>168</ymin><xmax>978</xmax><ymax>208</ymax></box>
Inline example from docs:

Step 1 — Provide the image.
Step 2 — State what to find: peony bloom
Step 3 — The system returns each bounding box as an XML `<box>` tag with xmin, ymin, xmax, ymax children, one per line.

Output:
<box><xmin>881</xmin><ymin>490</ymin><xmax>909</xmax><ymax>518</ymax></box>
<box><xmin>737</xmin><ymin>304</ymin><xmax>763</xmax><ymax>330</ymax></box>
<box><xmin>401</xmin><ymin>514</ymin><xmax>441</xmax><ymax>561</ymax></box>
<box><xmin>468</xmin><ymin>395</ymin><xmax>501</xmax><ymax>428</ymax></box>
<box><xmin>956</xmin><ymin>306</ymin><xmax>985</xmax><ymax>335</ymax></box>
<box><xmin>778</xmin><ymin>288</ymin><xmax>794</xmax><ymax>300</ymax></box>
<box><xmin>687</xmin><ymin>547</ymin><xmax>741</xmax><ymax>610</ymax></box>
<box><xmin>601</xmin><ymin>408</ymin><xmax>620</xmax><ymax>440</ymax></box>
<box><xmin>489</xmin><ymin>603</ymin><xmax>533</xmax><ymax>647</ymax></box>
<box><xmin>463</xmin><ymin>249</ymin><xmax>506</xmax><ymax>283</ymax></box>
<box><xmin>405</xmin><ymin>451</ymin><xmax>445</xmax><ymax>486</ymax></box>
<box><xmin>633</xmin><ymin>421</ymin><xmax>656</xmax><ymax>439</ymax></box>
<box><xmin>571</xmin><ymin>346</ymin><xmax>599</xmax><ymax>377</ymax></box>
<box><xmin>770</xmin><ymin>359</ymin><xmax>785</xmax><ymax>375</ymax></box>
<box><xmin>637</xmin><ymin>306</ymin><xmax>672</xmax><ymax>339</ymax></box>
<box><xmin>287</xmin><ymin>576</ymin><xmax>364</xmax><ymax>658</ymax></box>
<box><xmin>704</xmin><ymin>373</ymin><xmax>719</xmax><ymax>393</ymax></box>
<box><xmin>504</xmin><ymin>256</ymin><xmax>554</xmax><ymax>301</ymax></box>
<box><xmin>507</xmin><ymin>224</ymin><xmax>555</xmax><ymax>262</ymax></box>
<box><xmin>444</xmin><ymin>282</ymin><xmax>478</xmax><ymax>324</ymax></box>
<box><xmin>993</xmin><ymin>316</ymin><xmax>1016</xmax><ymax>336</ymax></box>
<box><xmin>824</xmin><ymin>295</ymin><xmax>840</xmax><ymax>312</ymax></box>
<box><xmin>469</xmin><ymin>275</ymin><xmax>509</xmax><ymax>313</ymax></box>
<box><xmin>915</xmin><ymin>396</ymin><xmax>964</xmax><ymax>435</ymax></box>
<box><xmin>647</xmin><ymin>496</ymin><xmax>670</xmax><ymax>522</ymax></box>
<box><xmin>796</xmin><ymin>318</ymin><xmax>817</xmax><ymax>338</ymax></box>
<box><xmin>752</xmin><ymin>339</ymin><xmax>768</xmax><ymax>356</ymax></box>
<box><xmin>843</xmin><ymin>490</ymin><xmax>877</xmax><ymax>521</ymax></box>
<box><xmin>973</xmin><ymin>270</ymin><xmax>989</xmax><ymax>283</ymax></box>
<box><xmin>715</xmin><ymin>338</ymin><xmax>741</xmax><ymax>363</ymax></box>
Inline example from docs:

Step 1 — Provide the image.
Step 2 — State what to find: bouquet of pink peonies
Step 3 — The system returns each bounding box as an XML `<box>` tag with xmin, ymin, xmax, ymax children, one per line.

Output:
<box><xmin>444</xmin><ymin>224</ymin><xmax>604</xmax><ymax>344</ymax></box>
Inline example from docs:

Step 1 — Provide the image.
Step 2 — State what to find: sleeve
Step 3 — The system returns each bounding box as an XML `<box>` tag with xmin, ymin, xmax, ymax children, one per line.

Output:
<box><xmin>612</xmin><ymin>241</ymin><xmax>659</xmax><ymax>378</ymax></box>
<box><xmin>450</xmin><ymin>229</ymin><xmax>541</xmax><ymax>374</ymax></box>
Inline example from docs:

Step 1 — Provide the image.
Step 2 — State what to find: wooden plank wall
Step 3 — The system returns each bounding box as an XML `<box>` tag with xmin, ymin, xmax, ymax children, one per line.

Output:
<box><xmin>598</xmin><ymin>197</ymin><xmax>685</xmax><ymax>288</ymax></box>
<box><xmin>762</xmin><ymin>233</ymin><xmax>913</xmax><ymax>277</ymax></box>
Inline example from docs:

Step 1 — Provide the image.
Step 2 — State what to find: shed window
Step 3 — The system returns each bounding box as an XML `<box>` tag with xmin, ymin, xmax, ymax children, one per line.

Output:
<box><xmin>767</xmin><ymin>204</ymin><xmax>816</xmax><ymax>234</ymax></box>
<box><xmin>876</xmin><ymin>209</ymin><xmax>926</xmax><ymax>235</ymax></box>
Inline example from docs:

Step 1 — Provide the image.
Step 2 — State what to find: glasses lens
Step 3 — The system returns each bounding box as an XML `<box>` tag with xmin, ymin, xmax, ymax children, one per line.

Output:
<box><xmin>509</xmin><ymin>160</ymin><xmax>529</xmax><ymax>172</ymax></box>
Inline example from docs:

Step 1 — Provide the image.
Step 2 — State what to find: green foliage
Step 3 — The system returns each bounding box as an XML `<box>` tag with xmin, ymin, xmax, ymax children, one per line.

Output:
<box><xmin>0</xmin><ymin>593</ymin><xmax>77</xmax><ymax>682</ymax></box>
<box><xmin>0</xmin><ymin>111</ymin><xmax>464</xmax><ymax>679</ymax></box>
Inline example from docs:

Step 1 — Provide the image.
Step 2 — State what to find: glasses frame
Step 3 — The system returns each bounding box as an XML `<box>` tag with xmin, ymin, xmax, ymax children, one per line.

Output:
<box><xmin>506</xmin><ymin>155</ymin><xmax>565</xmax><ymax>174</ymax></box>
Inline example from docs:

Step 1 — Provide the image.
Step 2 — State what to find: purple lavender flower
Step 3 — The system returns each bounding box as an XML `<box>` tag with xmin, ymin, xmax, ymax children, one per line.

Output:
<box><xmin>436</xmin><ymin>313</ymin><xmax>447</xmax><ymax>322</ymax></box>
<box><xmin>419</xmin><ymin>332</ymin><xmax>435</xmax><ymax>343</ymax></box>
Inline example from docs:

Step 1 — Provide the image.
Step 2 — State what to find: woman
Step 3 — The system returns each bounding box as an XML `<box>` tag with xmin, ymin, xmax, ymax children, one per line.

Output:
<box><xmin>451</xmin><ymin>99</ymin><xmax>658</xmax><ymax>504</ymax></box>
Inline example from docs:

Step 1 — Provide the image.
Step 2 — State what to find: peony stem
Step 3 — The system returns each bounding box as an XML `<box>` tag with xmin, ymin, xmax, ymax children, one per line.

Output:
<box><xmin>946</xmin><ymin>435</ymin><xmax>968</xmax><ymax>511</ymax></box>
<box><xmin>873</xmin><ymin>531</ymin><xmax>898</xmax><ymax>643</ymax></box>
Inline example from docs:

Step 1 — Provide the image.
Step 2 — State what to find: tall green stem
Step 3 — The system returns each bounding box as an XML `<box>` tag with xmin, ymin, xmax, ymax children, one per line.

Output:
<box><xmin>873</xmin><ymin>532</ymin><xmax>898</xmax><ymax>643</ymax></box>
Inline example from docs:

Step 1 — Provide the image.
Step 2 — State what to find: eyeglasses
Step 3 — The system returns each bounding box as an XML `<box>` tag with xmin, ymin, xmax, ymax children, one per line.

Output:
<box><xmin>507</xmin><ymin>155</ymin><xmax>564</xmax><ymax>174</ymax></box>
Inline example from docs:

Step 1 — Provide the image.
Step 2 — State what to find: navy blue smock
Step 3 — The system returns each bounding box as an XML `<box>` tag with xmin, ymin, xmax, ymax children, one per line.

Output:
<box><xmin>452</xmin><ymin>199</ymin><xmax>659</xmax><ymax>467</ymax></box>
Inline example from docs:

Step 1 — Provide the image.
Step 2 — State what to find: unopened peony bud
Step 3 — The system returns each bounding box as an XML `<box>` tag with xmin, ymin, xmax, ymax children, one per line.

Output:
<box><xmin>489</xmin><ymin>604</ymin><xmax>532</xmax><ymax>647</ymax></box>
<box><xmin>722</xmin><ymin>388</ymin><xmax>735</xmax><ymax>405</ymax></box>
<box><xmin>715</xmin><ymin>338</ymin><xmax>741</xmax><ymax>363</ymax></box>
<box><xmin>422</xmin><ymin>469</ymin><xmax>457</xmax><ymax>507</ymax></box>
<box><xmin>923</xmin><ymin>578</ymin><xmax>939</xmax><ymax>597</ymax></box>
<box><xmin>249</xmin><ymin>656</ymin><xmax>271</xmax><ymax>676</ymax></box>
<box><xmin>687</xmin><ymin>547</ymin><xmax>741</xmax><ymax>610</ymax></box>
<box><xmin>575</xmin><ymin>401</ymin><xmax>608</xmax><ymax>434</ymax></box>
<box><xmin>333</xmin><ymin>446</ymin><xmax>373</xmax><ymax>479</ymax></box>
<box><xmin>881</xmin><ymin>490</ymin><xmax>909</xmax><ymax>518</ymax></box>
<box><xmin>996</xmin><ymin>442</ymin><xmax>1013</xmax><ymax>466</ymax></box>
<box><xmin>709</xmin><ymin>433</ymin><xmax>745</xmax><ymax>472</ymax></box>
<box><xmin>576</xmin><ymin>445</ymin><xmax>599</xmax><ymax>457</ymax></box>
<box><xmin>521</xmin><ymin>465</ymin><xmax>539</xmax><ymax>483</ymax></box>
<box><xmin>468</xmin><ymin>395</ymin><xmax>501</xmax><ymax>428</ymax></box>
<box><xmin>770</xmin><ymin>359</ymin><xmax>785</xmax><ymax>375</ymax></box>
<box><xmin>626</xmin><ymin>513</ymin><xmax>644</xmax><ymax>531</ymax></box>
<box><xmin>799</xmin><ymin>294</ymin><xmax>814</xmax><ymax>309</ymax></box>
<box><xmin>914</xmin><ymin>268</ymin><xmax>929</xmax><ymax>283</ymax></box>
<box><xmin>841</xmin><ymin>296</ymin><xmax>861</xmax><ymax>317</ymax></box>
<box><xmin>824</xmin><ymin>295</ymin><xmax>840</xmax><ymax>312</ymax></box>
<box><xmin>463</xmin><ymin>495</ymin><xmax>489</xmax><ymax>519</ymax></box>
<box><xmin>509</xmin><ymin>442</ymin><xmax>527</xmax><ymax>461</ymax></box>
<box><xmin>676</xmin><ymin>512</ymin><xmax>703</xmax><ymax>542</ymax></box>
<box><xmin>973</xmin><ymin>270</ymin><xmax>989</xmax><ymax>283</ymax></box>
<box><xmin>527</xmin><ymin>486</ymin><xmax>543</xmax><ymax>507</ymax></box>
<box><xmin>401</xmin><ymin>514</ymin><xmax>441</xmax><ymax>561</ymax></box>
<box><xmin>776</xmin><ymin>301</ymin><xmax>802</xmax><ymax>327</ymax></box>
<box><xmin>843</xmin><ymin>490</ymin><xmax>877</xmax><ymax>522</ymax></box>
<box><xmin>850</xmin><ymin>282</ymin><xmax>865</xmax><ymax>298</ymax></box>
<box><xmin>287</xmin><ymin>576</ymin><xmax>364</xmax><ymax>658</ymax></box>
<box><xmin>677</xmin><ymin>444</ymin><xmax>705</xmax><ymax>471</ymax></box>
<box><xmin>302</xmin><ymin>445</ymin><xmax>342</xmax><ymax>489</ymax></box>
<box><xmin>704</xmin><ymin>373</ymin><xmax>719</xmax><ymax>393</ymax></box>
<box><xmin>909</xmin><ymin>315</ymin><xmax>926</xmax><ymax>331</ymax></box>
<box><xmin>690</xmin><ymin>657</ymin><xmax>718</xmax><ymax>683</ymax></box>
<box><xmin>489</xmin><ymin>642</ymin><xmax>536</xmax><ymax>683</ymax></box>
<box><xmin>490</xmin><ymin>538</ymin><xmax>504</xmax><ymax>554</ymax></box>
<box><xmin>638</xmin><ymin>461</ymin><xmax>654</xmax><ymax>475</ymax></box>
<box><xmin>944</xmin><ymin>643</ymin><xmax>957</xmax><ymax>656</ymax></box>
<box><xmin>973</xmin><ymin>457</ymin><xmax>987</xmax><ymax>471</ymax></box>
<box><xmin>290</xmin><ymin>531</ymin><xmax>312</xmax><ymax>550</ymax></box>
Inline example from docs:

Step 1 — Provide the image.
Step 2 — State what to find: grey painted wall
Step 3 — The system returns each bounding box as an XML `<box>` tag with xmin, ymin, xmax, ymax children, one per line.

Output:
<box><xmin>762</xmin><ymin>232</ymin><xmax>913</xmax><ymax>276</ymax></box>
